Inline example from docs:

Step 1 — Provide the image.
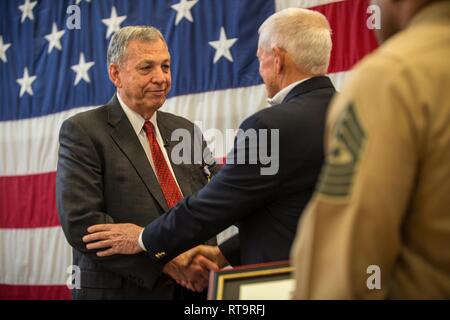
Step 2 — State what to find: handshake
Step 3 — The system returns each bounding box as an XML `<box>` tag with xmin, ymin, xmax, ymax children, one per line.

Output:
<box><xmin>82</xmin><ymin>223</ymin><xmax>228</xmax><ymax>292</ymax></box>
<box><xmin>163</xmin><ymin>244</ymin><xmax>228</xmax><ymax>292</ymax></box>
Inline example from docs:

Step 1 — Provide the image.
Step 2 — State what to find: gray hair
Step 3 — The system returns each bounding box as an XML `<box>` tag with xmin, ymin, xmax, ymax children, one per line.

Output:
<box><xmin>258</xmin><ymin>8</ymin><xmax>332</xmax><ymax>75</ymax></box>
<box><xmin>107</xmin><ymin>26</ymin><xmax>167</xmax><ymax>67</ymax></box>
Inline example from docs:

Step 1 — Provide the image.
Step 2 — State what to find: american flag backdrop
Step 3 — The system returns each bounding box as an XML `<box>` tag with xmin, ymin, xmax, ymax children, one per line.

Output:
<box><xmin>0</xmin><ymin>0</ymin><xmax>378</xmax><ymax>299</ymax></box>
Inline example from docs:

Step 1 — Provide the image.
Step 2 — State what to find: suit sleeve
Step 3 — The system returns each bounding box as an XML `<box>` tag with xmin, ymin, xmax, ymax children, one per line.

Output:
<box><xmin>290</xmin><ymin>58</ymin><xmax>421</xmax><ymax>299</ymax></box>
<box><xmin>142</xmin><ymin>115</ymin><xmax>280</xmax><ymax>264</ymax></box>
<box><xmin>56</xmin><ymin>118</ymin><xmax>163</xmax><ymax>290</ymax></box>
<box><xmin>218</xmin><ymin>234</ymin><xmax>241</xmax><ymax>266</ymax></box>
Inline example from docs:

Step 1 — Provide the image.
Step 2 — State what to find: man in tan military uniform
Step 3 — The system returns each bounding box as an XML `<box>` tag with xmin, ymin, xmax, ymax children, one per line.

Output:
<box><xmin>291</xmin><ymin>0</ymin><xmax>450</xmax><ymax>299</ymax></box>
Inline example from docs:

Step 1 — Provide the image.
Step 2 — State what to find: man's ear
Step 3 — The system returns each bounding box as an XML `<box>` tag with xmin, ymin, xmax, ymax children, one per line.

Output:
<box><xmin>109</xmin><ymin>63</ymin><xmax>122</xmax><ymax>88</ymax></box>
<box><xmin>272</xmin><ymin>47</ymin><xmax>285</xmax><ymax>75</ymax></box>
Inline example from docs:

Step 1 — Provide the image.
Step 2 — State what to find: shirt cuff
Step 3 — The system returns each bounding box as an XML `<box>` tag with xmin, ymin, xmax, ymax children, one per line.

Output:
<box><xmin>138</xmin><ymin>229</ymin><xmax>147</xmax><ymax>252</ymax></box>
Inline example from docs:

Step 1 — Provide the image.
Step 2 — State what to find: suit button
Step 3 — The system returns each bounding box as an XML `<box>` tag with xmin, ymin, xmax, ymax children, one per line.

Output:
<box><xmin>155</xmin><ymin>251</ymin><xmax>166</xmax><ymax>259</ymax></box>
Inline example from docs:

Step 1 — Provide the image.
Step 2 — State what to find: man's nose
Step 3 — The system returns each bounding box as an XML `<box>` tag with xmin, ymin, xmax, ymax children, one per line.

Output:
<box><xmin>151</xmin><ymin>68</ymin><xmax>166</xmax><ymax>85</ymax></box>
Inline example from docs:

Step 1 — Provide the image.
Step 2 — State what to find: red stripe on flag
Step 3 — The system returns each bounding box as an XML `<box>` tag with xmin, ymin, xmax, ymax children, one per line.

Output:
<box><xmin>313</xmin><ymin>0</ymin><xmax>379</xmax><ymax>73</ymax></box>
<box><xmin>0</xmin><ymin>172</ymin><xmax>60</xmax><ymax>228</ymax></box>
<box><xmin>0</xmin><ymin>284</ymin><xmax>70</xmax><ymax>300</ymax></box>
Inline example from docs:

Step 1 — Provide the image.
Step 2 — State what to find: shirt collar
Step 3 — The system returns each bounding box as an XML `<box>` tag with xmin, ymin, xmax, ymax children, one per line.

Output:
<box><xmin>267</xmin><ymin>77</ymin><xmax>312</xmax><ymax>106</ymax></box>
<box><xmin>117</xmin><ymin>92</ymin><xmax>158</xmax><ymax>135</ymax></box>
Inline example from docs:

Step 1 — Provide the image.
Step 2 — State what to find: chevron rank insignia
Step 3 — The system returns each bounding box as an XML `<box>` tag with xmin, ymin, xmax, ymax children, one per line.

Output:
<box><xmin>317</xmin><ymin>103</ymin><xmax>366</xmax><ymax>197</ymax></box>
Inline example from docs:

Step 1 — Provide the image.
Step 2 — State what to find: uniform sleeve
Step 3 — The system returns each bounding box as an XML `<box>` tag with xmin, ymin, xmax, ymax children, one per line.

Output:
<box><xmin>56</xmin><ymin>118</ymin><xmax>164</xmax><ymax>290</ymax></box>
<box><xmin>290</xmin><ymin>58</ymin><xmax>423</xmax><ymax>299</ymax></box>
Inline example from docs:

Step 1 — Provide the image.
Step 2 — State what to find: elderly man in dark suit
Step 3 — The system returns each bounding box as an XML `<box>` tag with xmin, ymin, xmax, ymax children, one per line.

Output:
<box><xmin>83</xmin><ymin>8</ymin><xmax>336</xmax><ymax>292</ymax></box>
<box><xmin>56</xmin><ymin>26</ymin><xmax>218</xmax><ymax>299</ymax></box>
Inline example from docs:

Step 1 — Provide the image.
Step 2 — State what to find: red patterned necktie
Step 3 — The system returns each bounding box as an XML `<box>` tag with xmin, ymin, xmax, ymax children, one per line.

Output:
<box><xmin>143</xmin><ymin>121</ymin><xmax>183</xmax><ymax>208</ymax></box>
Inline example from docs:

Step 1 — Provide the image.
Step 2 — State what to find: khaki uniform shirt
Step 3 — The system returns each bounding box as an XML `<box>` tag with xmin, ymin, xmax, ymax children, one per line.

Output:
<box><xmin>291</xmin><ymin>1</ymin><xmax>450</xmax><ymax>299</ymax></box>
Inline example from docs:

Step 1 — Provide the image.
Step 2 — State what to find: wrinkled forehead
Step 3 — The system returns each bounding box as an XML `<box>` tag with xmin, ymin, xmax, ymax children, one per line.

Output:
<box><xmin>124</xmin><ymin>39</ymin><xmax>171</xmax><ymax>63</ymax></box>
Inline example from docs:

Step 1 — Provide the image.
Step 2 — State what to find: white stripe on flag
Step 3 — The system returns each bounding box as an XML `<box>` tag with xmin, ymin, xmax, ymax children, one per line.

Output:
<box><xmin>329</xmin><ymin>70</ymin><xmax>353</xmax><ymax>93</ymax></box>
<box><xmin>0</xmin><ymin>227</ymin><xmax>72</xmax><ymax>285</ymax></box>
<box><xmin>0</xmin><ymin>106</ymin><xmax>95</xmax><ymax>177</ymax></box>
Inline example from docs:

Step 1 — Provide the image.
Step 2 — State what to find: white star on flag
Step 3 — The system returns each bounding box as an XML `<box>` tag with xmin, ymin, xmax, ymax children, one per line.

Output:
<box><xmin>171</xmin><ymin>0</ymin><xmax>199</xmax><ymax>26</ymax></box>
<box><xmin>18</xmin><ymin>0</ymin><xmax>37</xmax><ymax>23</ymax></box>
<box><xmin>208</xmin><ymin>27</ymin><xmax>238</xmax><ymax>64</ymax></box>
<box><xmin>45</xmin><ymin>23</ymin><xmax>65</xmax><ymax>54</ymax></box>
<box><xmin>0</xmin><ymin>35</ymin><xmax>11</xmax><ymax>63</ymax></box>
<box><xmin>71</xmin><ymin>53</ymin><xmax>95</xmax><ymax>85</ymax></box>
<box><xmin>17</xmin><ymin>67</ymin><xmax>37</xmax><ymax>97</ymax></box>
<box><xmin>102</xmin><ymin>6</ymin><xmax>127</xmax><ymax>39</ymax></box>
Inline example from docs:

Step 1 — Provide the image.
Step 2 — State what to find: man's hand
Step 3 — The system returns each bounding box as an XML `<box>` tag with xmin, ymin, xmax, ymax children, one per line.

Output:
<box><xmin>187</xmin><ymin>245</ymin><xmax>229</xmax><ymax>268</ymax></box>
<box><xmin>163</xmin><ymin>245</ymin><xmax>227</xmax><ymax>292</ymax></box>
<box><xmin>82</xmin><ymin>223</ymin><xmax>143</xmax><ymax>256</ymax></box>
<box><xmin>163</xmin><ymin>255</ymin><xmax>212</xmax><ymax>292</ymax></box>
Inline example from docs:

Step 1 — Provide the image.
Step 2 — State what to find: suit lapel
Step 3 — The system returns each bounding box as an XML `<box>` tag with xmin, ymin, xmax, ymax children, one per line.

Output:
<box><xmin>157</xmin><ymin>112</ymin><xmax>195</xmax><ymax>197</ymax></box>
<box><xmin>107</xmin><ymin>96</ymin><xmax>169</xmax><ymax>211</ymax></box>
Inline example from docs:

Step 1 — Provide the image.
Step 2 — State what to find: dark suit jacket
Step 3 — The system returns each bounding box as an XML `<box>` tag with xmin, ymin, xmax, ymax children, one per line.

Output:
<box><xmin>141</xmin><ymin>76</ymin><xmax>336</xmax><ymax>266</ymax></box>
<box><xmin>56</xmin><ymin>95</ymin><xmax>217</xmax><ymax>299</ymax></box>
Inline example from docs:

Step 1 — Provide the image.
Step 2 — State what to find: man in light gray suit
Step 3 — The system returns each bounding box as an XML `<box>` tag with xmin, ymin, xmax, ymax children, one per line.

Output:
<box><xmin>56</xmin><ymin>26</ymin><xmax>218</xmax><ymax>300</ymax></box>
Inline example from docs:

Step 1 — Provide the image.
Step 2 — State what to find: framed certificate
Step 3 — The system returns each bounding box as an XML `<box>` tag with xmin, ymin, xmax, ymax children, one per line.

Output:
<box><xmin>207</xmin><ymin>261</ymin><xmax>294</xmax><ymax>300</ymax></box>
